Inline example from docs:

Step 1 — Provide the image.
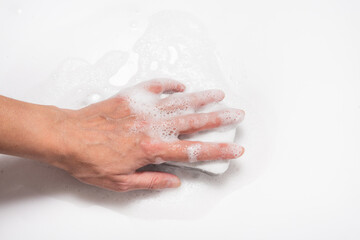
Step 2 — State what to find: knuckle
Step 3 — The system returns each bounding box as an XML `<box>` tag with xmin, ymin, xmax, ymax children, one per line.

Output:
<box><xmin>188</xmin><ymin>117</ymin><xmax>196</xmax><ymax>128</ymax></box>
<box><xmin>140</xmin><ymin>137</ymin><xmax>162</xmax><ymax>159</ymax></box>
<box><xmin>147</xmin><ymin>176</ymin><xmax>160</xmax><ymax>189</ymax></box>
<box><xmin>116</xmin><ymin>180</ymin><xmax>131</xmax><ymax>192</ymax></box>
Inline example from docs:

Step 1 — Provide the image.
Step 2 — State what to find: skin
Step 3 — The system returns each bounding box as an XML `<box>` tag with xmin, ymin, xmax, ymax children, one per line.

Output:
<box><xmin>0</xmin><ymin>79</ymin><xmax>245</xmax><ymax>192</ymax></box>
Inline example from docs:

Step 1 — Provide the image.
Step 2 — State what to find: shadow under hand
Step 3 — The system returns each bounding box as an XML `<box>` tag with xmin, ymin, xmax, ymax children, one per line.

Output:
<box><xmin>0</xmin><ymin>153</ymin><xmax>242</xmax><ymax>219</ymax></box>
<box><xmin>0</xmin><ymin>155</ymin><xmax>160</xmax><ymax>209</ymax></box>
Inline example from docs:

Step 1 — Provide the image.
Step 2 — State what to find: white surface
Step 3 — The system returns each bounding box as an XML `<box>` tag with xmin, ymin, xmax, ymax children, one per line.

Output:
<box><xmin>0</xmin><ymin>0</ymin><xmax>360</xmax><ymax>239</ymax></box>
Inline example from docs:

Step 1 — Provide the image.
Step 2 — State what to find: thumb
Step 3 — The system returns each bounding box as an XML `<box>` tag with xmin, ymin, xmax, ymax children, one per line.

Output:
<box><xmin>125</xmin><ymin>171</ymin><xmax>181</xmax><ymax>190</ymax></box>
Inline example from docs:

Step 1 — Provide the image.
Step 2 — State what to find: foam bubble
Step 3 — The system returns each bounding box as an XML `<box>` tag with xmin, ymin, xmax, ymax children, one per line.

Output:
<box><xmin>219</xmin><ymin>109</ymin><xmax>245</xmax><ymax>125</ymax></box>
<box><xmin>187</xmin><ymin>144</ymin><xmax>202</xmax><ymax>163</ymax></box>
<box><xmin>148</xmin><ymin>121</ymin><xmax>179</xmax><ymax>142</ymax></box>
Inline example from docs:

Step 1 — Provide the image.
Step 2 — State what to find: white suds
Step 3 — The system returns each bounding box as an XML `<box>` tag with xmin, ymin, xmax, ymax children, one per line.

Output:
<box><xmin>219</xmin><ymin>109</ymin><xmax>245</xmax><ymax>125</ymax></box>
<box><xmin>187</xmin><ymin>144</ymin><xmax>202</xmax><ymax>163</ymax></box>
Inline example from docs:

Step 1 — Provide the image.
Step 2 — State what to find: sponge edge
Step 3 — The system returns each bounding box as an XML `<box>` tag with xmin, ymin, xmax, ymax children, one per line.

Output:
<box><xmin>164</xmin><ymin>103</ymin><xmax>238</xmax><ymax>175</ymax></box>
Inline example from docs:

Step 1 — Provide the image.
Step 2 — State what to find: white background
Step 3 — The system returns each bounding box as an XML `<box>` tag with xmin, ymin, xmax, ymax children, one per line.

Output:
<box><xmin>0</xmin><ymin>0</ymin><xmax>360</xmax><ymax>239</ymax></box>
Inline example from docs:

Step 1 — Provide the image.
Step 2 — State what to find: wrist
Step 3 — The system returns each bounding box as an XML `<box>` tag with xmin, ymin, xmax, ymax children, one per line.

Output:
<box><xmin>35</xmin><ymin>106</ymin><xmax>75</xmax><ymax>168</ymax></box>
<box><xmin>0</xmin><ymin>95</ymin><xmax>79</xmax><ymax>171</ymax></box>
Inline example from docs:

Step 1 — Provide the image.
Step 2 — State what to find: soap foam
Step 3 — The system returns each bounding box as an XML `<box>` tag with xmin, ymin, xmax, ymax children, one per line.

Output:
<box><xmin>114</xmin><ymin>80</ymin><xmax>243</xmax><ymax>145</ymax></box>
<box><xmin>219</xmin><ymin>109</ymin><xmax>245</xmax><ymax>125</ymax></box>
<box><xmin>130</xmin><ymin>11</ymin><xmax>233</xmax><ymax>96</ymax></box>
<box><xmin>34</xmin><ymin>10</ymin><xmax>258</xmax><ymax>220</ymax></box>
<box><xmin>39</xmin><ymin>51</ymin><xmax>128</xmax><ymax>109</ymax></box>
<box><xmin>187</xmin><ymin>144</ymin><xmax>202</xmax><ymax>163</ymax></box>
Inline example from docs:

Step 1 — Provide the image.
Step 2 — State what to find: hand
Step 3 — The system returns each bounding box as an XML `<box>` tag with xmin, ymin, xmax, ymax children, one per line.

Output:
<box><xmin>51</xmin><ymin>79</ymin><xmax>245</xmax><ymax>192</ymax></box>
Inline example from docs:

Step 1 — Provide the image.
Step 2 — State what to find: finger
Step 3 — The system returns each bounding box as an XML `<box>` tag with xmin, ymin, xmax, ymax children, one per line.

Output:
<box><xmin>166</xmin><ymin>108</ymin><xmax>245</xmax><ymax>134</ymax></box>
<box><xmin>157</xmin><ymin>89</ymin><xmax>225</xmax><ymax>111</ymax></box>
<box><xmin>120</xmin><ymin>171</ymin><xmax>181</xmax><ymax>191</ymax></box>
<box><xmin>148</xmin><ymin>140</ymin><xmax>244</xmax><ymax>163</ymax></box>
<box><xmin>140</xmin><ymin>79</ymin><xmax>186</xmax><ymax>94</ymax></box>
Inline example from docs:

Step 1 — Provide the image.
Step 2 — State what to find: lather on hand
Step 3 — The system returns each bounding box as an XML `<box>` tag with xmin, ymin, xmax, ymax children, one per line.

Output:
<box><xmin>0</xmin><ymin>79</ymin><xmax>244</xmax><ymax>192</ymax></box>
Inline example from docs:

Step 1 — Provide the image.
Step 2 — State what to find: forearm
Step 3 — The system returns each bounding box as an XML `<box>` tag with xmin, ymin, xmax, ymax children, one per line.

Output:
<box><xmin>0</xmin><ymin>95</ymin><xmax>64</xmax><ymax>163</ymax></box>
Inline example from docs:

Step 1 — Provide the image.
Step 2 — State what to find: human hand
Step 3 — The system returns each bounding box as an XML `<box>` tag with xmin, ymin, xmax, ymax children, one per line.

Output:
<box><xmin>51</xmin><ymin>79</ymin><xmax>245</xmax><ymax>192</ymax></box>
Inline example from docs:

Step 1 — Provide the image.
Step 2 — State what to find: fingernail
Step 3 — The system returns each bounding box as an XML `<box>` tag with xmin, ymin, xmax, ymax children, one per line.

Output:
<box><xmin>230</xmin><ymin>109</ymin><xmax>245</xmax><ymax>122</ymax></box>
<box><xmin>228</xmin><ymin>144</ymin><xmax>245</xmax><ymax>158</ymax></box>
<box><xmin>179</xmin><ymin>84</ymin><xmax>186</xmax><ymax>91</ymax></box>
<box><xmin>220</xmin><ymin>109</ymin><xmax>245</xmax><ymax>125</ymax></box>
<box><xmin>236</xmin><ymin>109</ymin><xmax>245</xmax><ymax>120</ymax></box>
